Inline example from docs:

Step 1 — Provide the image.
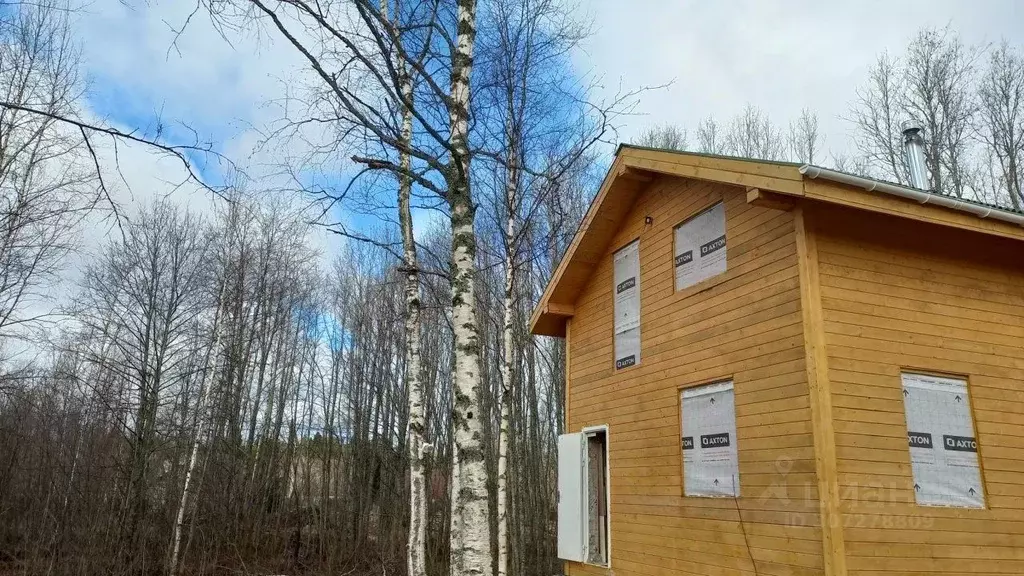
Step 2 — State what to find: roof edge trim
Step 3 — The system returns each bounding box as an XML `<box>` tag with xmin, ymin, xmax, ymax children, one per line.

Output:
<box><xmin>799</xmin><ymin>165</ymin><xmax>1024</xmax><ymax>228</ymax></box>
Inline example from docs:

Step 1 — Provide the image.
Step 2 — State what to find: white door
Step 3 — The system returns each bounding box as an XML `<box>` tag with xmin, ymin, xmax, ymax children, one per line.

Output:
<box><xmin>557</xmin><ymin>432</ymin><xmax>587</xmax><ymax>562</ymax></box>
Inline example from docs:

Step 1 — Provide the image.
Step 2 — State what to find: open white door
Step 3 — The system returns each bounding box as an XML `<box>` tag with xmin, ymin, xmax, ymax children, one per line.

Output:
<box><xmin>557</xmin><ymin>432</ymin><xmax>587</xmax><ymax>562</ymax></box>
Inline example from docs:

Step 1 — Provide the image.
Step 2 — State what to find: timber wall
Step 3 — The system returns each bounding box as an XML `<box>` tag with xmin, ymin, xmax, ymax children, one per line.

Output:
<box><xmin>812</xmin><ymin>204</ymin><xmax>1024</xmax><ymax>576</ymax></box>
<box><xmin>565</xmin><ymin>175</ymin><xmax>824</xmax><ymax>576</ymax></box>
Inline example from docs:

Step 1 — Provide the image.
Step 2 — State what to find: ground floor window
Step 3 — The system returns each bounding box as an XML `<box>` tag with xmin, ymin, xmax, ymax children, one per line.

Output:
<box><xmin>557</xmin><ymin>427</ymin><xmax>610</xmax><ymax>565</ymax></box>
<box><xmin>901</xmin><ymin>372</ymin><xmax>984</xmax><ymax>508</ymax></box>
<box><xmin>681</xmin><ymin>380</ymin><xmax>739</xmax><ymax>497</ymax></box>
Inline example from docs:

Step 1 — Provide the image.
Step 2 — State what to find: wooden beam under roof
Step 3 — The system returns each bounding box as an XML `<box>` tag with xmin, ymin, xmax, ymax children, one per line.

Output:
<box><xmin>747</xmin><ymin>187</ymin><xmax>795</xmax><ymax>211</ymax></box>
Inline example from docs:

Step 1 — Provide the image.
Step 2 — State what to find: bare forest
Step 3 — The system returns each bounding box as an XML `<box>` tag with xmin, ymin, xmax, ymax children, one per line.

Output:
<box><xmin>1</xmin><ymin>2</ymin><xmax>1023</xmax><ymax>576</ymax></box>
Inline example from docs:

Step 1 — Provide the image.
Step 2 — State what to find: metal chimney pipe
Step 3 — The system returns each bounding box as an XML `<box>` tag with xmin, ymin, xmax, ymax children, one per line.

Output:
<box><xmin>902</xmin><ymin>122</ymin><xmax>929</xmax><ymax>190</ymax></box>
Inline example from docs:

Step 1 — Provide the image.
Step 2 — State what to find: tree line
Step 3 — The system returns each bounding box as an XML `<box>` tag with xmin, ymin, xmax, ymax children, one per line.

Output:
<box><xmin>636</xmin><ymin>27</ymin><xmax>1024</xmax><ymax>210</ymax></box>
<box><xmin>1</xmin><ymin>3</ymin><xmax>1023</xmax><ymax>576</ymax></box>
<box><xmin>1</xmin><ymin>1</ymin><xmax>590</xmax><ymax>574</ymax></box>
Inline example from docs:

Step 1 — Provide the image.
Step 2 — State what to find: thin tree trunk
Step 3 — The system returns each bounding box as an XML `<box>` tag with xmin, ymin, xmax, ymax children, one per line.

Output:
<box><xmin>497</xmin><ymin>140</ymin><xmax>518</xmax><ymax>576</ymax></box>
<box><xmin>167</xmin><ymin>284</ymin><xmax>226</xmax><ymax>576</ymax></box>
<box><xmin>447</xmin><ymin>1</ymin><xmax>489</xmax><ymax>574</ymax></box>
<box><xmin>400</xmin><ymin>48</ymin><xmax>429</xmax><ymax>576</ymax></box>
<box><xmin>377</xmin><ymin>0</ymin><xmax>430</xmax><ymax>571</ymax></box>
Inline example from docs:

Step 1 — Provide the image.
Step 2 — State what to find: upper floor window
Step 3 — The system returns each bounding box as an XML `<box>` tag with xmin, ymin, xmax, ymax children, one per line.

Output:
<box><xmin>674</xmin><ymin>202</ymin><xmax>727</xmax><ymax>291</ymax></box>
<box><xmin>613</xmin><ymin>240</ymin><xmax>640</xmax><ymax>370</ymax></box>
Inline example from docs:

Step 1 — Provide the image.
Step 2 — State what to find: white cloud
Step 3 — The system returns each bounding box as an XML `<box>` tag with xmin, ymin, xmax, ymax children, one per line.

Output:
<box><xmin>76</xmin><ymin>1</ymin><xmax>299</xmax><ymax>132</ymax></box>
<box><xmin>69</xmin><ymin>0</ymin><xmax>340</xmax><ymax>253</ymax></box>
<box><xmin>47</xmin><ymin>0</ymin><xmax>1024</xmax><ymax>295</ymax></box>
<box><xmin>576</xmin><ymin>0</ymin><xmax>1024</xmax><ymax>155</ymax></box>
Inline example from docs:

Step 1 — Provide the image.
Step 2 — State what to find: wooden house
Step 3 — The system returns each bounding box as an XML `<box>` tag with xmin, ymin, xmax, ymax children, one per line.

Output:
<box><xmin>532</xmin><ymin>143</ymin><xmax>1024</xmax><ymax>576</ymax></box>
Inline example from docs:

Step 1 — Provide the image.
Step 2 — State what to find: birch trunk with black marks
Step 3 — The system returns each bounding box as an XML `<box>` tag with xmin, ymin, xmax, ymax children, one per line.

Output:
<box><xmin>392</xmin><ymin>8</ymin><xmax>429</xmax><ymax>573</ymax></box>
<box><xmin>447</xmin><ymin>0</ymin><xmax>489</xmax><ymax>574</ymax></box>
<box><xmin>375</xmin><ymin>0</ymin><xmax>429</xmax><ymax>572</ymax></box>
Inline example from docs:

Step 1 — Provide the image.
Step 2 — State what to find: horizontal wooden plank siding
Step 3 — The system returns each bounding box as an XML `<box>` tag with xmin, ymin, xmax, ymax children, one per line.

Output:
<box><xmin>812</xmin><ymin>204</ymin><xmax>1024</xmax><ymax>576</ymax></box>
<box><xmin>566</xmin><ymin>175</ymin><xmax>823</xmax><ymax>576</ymax></box>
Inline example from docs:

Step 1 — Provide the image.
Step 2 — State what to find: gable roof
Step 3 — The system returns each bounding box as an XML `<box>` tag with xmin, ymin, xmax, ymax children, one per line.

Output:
<box><xmin>530</xmin><ymin>145</ymin><xmax>1024</xmax><ymax>337</ymax></box>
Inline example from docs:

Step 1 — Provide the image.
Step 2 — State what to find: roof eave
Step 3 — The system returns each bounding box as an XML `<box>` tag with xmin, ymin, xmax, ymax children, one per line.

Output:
<box><xmin>529</xmin><ymin>147</ymin><xmax>806</xmax><ymax>338</ymax></box>
<box><xmin>531</xmin><ymin>149</ymin><xmax>1024</xmax><ymax>340</ymax></box>
<box><xmin>528</xmin><ymin>152</ymin><xmax>639</xmax><ymax>337</ymax></box>
<box><xmin>800</xmin><ymin>165</ymin><xmax>1024</xmax><ymax>228</ymax></box>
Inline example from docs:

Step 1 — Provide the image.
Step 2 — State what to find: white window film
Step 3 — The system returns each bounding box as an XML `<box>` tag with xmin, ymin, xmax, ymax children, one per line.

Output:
<box><xmin>681</xmin><ymin>380</ymin><xmax>739</xmax><ymax>497</ymax></box>
<box><xmin>556</xmin><ymin>430</ymin><xmax>610</xmax><ymax>565</ymax></box>
<box><xmin>901</xmin><ymin>372</ymin><xmax>985</xmax><ymax>508</ymax></box>
<box><xmin>613</xmin><ymin>240</ymin><xmax>640</xmax><ymax>369</ymax></box>
<box><xmin>674</xmin><ymin>202</ymin><xmax>727</xmax><ymax>291</ymax></box>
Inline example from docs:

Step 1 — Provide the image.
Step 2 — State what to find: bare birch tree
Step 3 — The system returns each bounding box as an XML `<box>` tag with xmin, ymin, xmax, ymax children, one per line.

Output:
<box><xmin>0</xmin><ymin>0</ymin><xmax>95</xmax><ymax>341</ymax></box>
<box><xmin>476</xmin><ymin>1</ymin><xmax>589</xmax><ymax>572</ymax></box>
<box><xmin>445</xmin><ymin>3</ymin><xmax>494</xmax><ymax>574</ymax></box>
<box><xmin>696</xmin><ymin>116</ymin><xmax>725</xmax><ymax>154</ymax></box>
<box><xmin>977</xmin><ymin>42</ymin><xmax>1024</xmax><ymax>210</ymax></box>
<box><xmin>902</xmin><ymin>27</ymin><xmax>979</xmax><ymax>196</ymax></box>
<box><xmin>726</xmin><ymin>104</ymin><xmax>785</xmax><ymax>160</ymax></box>
<box><xmin>73</xmin><ymin>201</ymin><xmax>213</xmax><ymax>571</ymax></box>
<box><xmin>165</xmin><ymin>196</ymin><xmax>246</xmax><ymax>576</ymax></box>
<box><xmin>850</xmin><ymin>52</ymin><xmax>909</xmax><ymax>182</ymax></box>
<box><xmin>378</xmin><ymin>0</ymin><xmax>430</xmax><ymax>572</ymax></box>
<box><xmin>191</xmin><ymin>0</ymin><xmax>492</xmax><ymax>572</ymax></box>
<box><xmin>852</xmin><ymin>28</ymin><xmax>980</xmax><ymax>194</ymax></box>
<box><xmin>787</xmin><ymin>108</ymin><xmax>821</xmax><ymax>164</ymax></box>
<box><xmin>633</xmin><ymin>124</ymin><xmax>688</xmax><ymax>150</ymax></box>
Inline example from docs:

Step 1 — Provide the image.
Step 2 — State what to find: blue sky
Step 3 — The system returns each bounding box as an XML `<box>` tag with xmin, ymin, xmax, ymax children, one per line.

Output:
<box><xmin>72</xmin><ymin>0</ymin><xmax>1024</xmax><ymax>239</ymax></box>
<box><xmin>12</xmin><ymin>0</ymin><xmax>1013</xmax><ymax>352</ymax></box>
<box><xmin>76</xmin><ymin>0</ymin><xmax>453</xmax><ymax>247</ymax></box>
